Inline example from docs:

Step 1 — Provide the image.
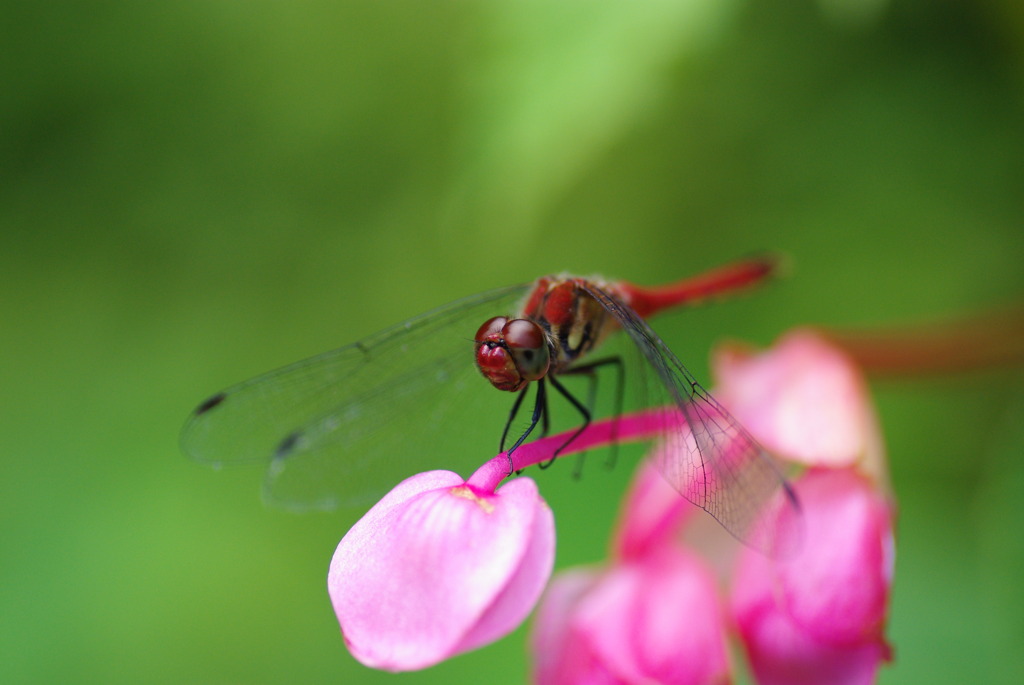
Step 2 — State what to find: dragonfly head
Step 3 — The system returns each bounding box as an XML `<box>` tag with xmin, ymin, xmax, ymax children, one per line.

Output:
<box><xmin>474</xmin><ymin>317</ymin><xmax>551</xmax><ymax>392</ymax></box>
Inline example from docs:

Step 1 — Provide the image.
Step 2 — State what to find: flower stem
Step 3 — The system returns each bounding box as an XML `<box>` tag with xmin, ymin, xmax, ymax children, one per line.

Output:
<box><xmin>466</xmin><ymin>408</ymin><xmax>684</xmax><ymax>493</ymax></box>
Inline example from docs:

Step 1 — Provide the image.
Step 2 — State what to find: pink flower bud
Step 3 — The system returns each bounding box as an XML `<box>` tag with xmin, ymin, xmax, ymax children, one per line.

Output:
<box><xmin>612</xmin><ymin>453</ymin><xmax>698</xmax><ymax>562</ymax></box>
<box><xmin>731</xmin><ymin>468</ymin><xmax>894</xmax><ymax>685</ymax></box>
<box><xmin>713</xmin><ymin>330</ymin><xmax>878</xmax><ymax>469</ymax></box>
<box><xmin>532</xmin><ymin>546</ymin><xmax>730</xmax><ymax>685</ymax></box>
<box><xmin>327</xmin><ymin>470</ymin><xmax>554</xmax><ymax>671</ymax></box>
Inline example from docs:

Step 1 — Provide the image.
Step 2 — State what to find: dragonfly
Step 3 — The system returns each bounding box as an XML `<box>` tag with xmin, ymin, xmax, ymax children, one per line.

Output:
<box><xmin>181</xmin><ymin>255</ymin><xmax>798</xmax><ymax>551</ymax></box>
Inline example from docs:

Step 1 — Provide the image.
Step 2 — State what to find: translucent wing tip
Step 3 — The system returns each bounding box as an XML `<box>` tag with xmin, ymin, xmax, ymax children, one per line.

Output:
<box><xmin>180</xmin><ymin>390</ymin><xmax>245</xmax><ymax>464</ymax></box>
<box><xmin>746</xmin><ymin>475</ymin><xmax>804</xmax><ymax>559</ymax></box>
<box><xmin>193</xmin><ymin>391</ymin><xmax>227</xmax><ymax>416</ymax></box>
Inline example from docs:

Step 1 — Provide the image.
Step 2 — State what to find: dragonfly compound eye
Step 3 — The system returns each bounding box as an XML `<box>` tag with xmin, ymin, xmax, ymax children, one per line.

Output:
<box><xmin>475</xmin><ymin>316</ymin><xmax>525</xmax><ymax>391</ymax></box>
<box><xmin>475</xmin><ymin>316</ymin><xmax>508</xmax><ymax>342</ymax></box>
<box><xmin>503</xmin><ymin>319</ymin><xmax>550</xmax><ymax>382</ymax></box>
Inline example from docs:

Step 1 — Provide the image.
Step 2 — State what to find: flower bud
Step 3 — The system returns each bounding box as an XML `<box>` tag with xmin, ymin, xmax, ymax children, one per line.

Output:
<box><xmin>328</xmin><ymin>470</ymin><xmax>554</xmax><ymax>671</ymax></box>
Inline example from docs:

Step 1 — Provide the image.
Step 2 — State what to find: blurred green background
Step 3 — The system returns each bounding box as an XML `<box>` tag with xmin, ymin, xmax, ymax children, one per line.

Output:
<box><xmin>3</xmin><ymin>0</ymin><xmax>1023</xmax><ymax>683</ymax></box>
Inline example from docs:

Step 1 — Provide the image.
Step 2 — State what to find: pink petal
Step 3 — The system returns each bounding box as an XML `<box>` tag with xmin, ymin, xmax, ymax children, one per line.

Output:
<box><xmin>532</xmin><ymin>569</ymin><xmax>625</xmax><ymax>685</ymax></box>
<box><xmin>577</xmin><ymin>548</ymin><xmax>729</xmax><ymax>685</ymax></box>
<box><xmin>739</xmin><ymin>604</ymin><xmax>891</xmax><ymax>685</ymax></box>
<box><xmin>713</xmin><ymin>330</ymin><xmax>873</xmax><ymax>468</ymax></box>
<box><xmin>613</xmin><ymin>456</ymin><xmax>697</xmax><ymax>562</ymax></box>
<box><xmin>732</xmin><ymin>469</ymin><xmax>894</xmax><ymax>683</ymax></box>
<box><xmin>455</xmin><ymin>486</ymin><xmax>556</xmax><ymax>654</ymax></box>
<box><xmin>328</xmin><ymin>471</ymin><xmax>554</xmax><ymax>671</ymax></box>
<box><xmin>533</xmin><ymin>549</ymin><xmax>730</xmax><ymax>685</ymax></box>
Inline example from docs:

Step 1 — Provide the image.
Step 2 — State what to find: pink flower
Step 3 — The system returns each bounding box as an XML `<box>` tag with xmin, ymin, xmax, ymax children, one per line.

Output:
<box><xmin>326</xmin><ymin>408</ymin><xmax>691</xmax><ymax>673</ymax></box>
<box><xmin>327</xmin><ymin>470</ymin><xmax>555</xmax><ymax>671</ymax></box>
<box><xmin>530</xmin><ymin>328</ymin><xmax>895</xmax><ymax>685</ymax></box>
<box><xmin>713</xmin><ymin>330</ymin><xmax>883</xmax><ymax>473</ymax></box>
<box><xmin>731</xmin><ymin>468</ymin><xmax>894</xmax><ymax>685</ymax></box>
<box><xmin>612</xmin><ymin>447</ymin><xmax>698</xmax><ymax>561</ymax></box>
<box><xmin>715</xmin><ymin>329</ymin><xmax>895</xmax><ymax>684</ymax></box>
<box><xmin>532</xmin><ymin>547</ymin><xmax>730</xmax><ymax>685</ymax></box>
<box><xmin>531</xmin><ymin>458</ymin><xmax>730</xmax><ymax>685</ymax></box>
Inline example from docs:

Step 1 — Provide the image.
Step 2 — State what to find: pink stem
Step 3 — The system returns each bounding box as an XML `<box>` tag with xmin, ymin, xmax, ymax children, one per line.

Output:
<box><xmin>466</xmin><ymin>408</ymin><xmax>685</xmax><ymax>493</ymax></box>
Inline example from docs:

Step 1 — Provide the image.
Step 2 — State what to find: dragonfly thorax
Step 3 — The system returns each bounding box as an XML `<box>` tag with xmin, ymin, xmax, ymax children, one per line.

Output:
<box><xmin>474</xmin><ymin>316</ymin><xmax>552</xmax><ymax>392</ymax></box>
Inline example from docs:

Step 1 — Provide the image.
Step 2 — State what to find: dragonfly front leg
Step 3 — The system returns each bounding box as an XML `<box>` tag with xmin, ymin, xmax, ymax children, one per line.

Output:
<box><xmin>499</xmin><ymin>386</ymin><xmax>529</xmax><ymax>454</ymax></box>
<box><xmin>503</xmin><ymin>379</ymin><xmax>549</xmax><ymax>475</ymax></box>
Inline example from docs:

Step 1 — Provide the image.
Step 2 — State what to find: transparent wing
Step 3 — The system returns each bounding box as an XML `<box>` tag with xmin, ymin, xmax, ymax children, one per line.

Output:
<box><xmin>181</xmin><ymin>284</ymin><xmax>531</xmax><ymax>511</ymax></box>
<box><xmin>580</xmin><ymin>282</ymin><xmax>800</xmax><ymax>556</ymax></box>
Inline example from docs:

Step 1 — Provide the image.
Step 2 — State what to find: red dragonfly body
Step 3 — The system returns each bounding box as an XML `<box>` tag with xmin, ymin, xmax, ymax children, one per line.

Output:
<box><xmin>181</xmin><ymin>255</ymin><xmax>793</xmax><ymax>552</ymax></box>
<box><xmin>470</xmin><ymin>257</ymin><xmax>778</xmax><ymax>469</ymax></box>
<box><xmin>476</xmin><ymin>258</ymin><xmax>776</xmax><ymax>393</ymax></box>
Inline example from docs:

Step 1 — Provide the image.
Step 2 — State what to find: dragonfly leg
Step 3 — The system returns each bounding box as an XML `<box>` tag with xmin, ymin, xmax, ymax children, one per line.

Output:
<box><xmin>540</xmin><ymin>374</ymin><xmax>590</xmax><ymax>470</ymax></box>
<box><xmin>540</xmin><ymin>381</ymin><xmax>551</xmax><ymax>438</ymax></box>
<box><xmin>558</xmin><ymin>356</ymin><xmax>625</xmax><ymax>476</ymax></box>
<box><xmin>499</xmin><ymin>386</ymin><xmax>530</xmax><ymax>454</ymax></box>
<box><xmin>555</xmin><ymin>367</ymin><xmax>597</xmax><ymax>476</ymax></box>
<box><xmin>515</xmin><ymin>380</ymin><xmax>551</xmax><ymax>475</ymax></box>
<box><xmin>601</xmin><ymin>357</ymin><xmax>625</xmax><ymax>470</ymax></box>
<box><xmin>504</xmin><ymin>379</ymin><xmax>548</xmax><ymax>475</ymax></box>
